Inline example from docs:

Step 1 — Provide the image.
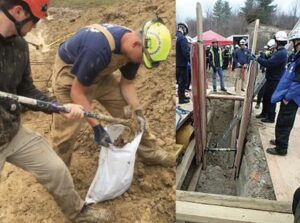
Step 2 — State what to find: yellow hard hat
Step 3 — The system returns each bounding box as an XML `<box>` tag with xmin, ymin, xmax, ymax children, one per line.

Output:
<box><xmin>140</xmin><ymin>16</ymin><xmax>172</xmax><ymax>69</ymax></box>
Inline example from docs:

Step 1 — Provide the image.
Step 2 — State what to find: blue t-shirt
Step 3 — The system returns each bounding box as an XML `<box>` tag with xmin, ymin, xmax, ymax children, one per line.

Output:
<box><xmin>234</xmin><ymin>48</ymin><xmax>251</xmax><ymax>65</ymax></box>
<box><xmin>58</xmin><ymin>24</ymin><xmax>140</xmax><ymax>86</ymax></box>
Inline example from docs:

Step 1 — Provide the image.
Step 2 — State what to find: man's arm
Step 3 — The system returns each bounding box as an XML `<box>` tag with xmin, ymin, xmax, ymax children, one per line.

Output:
<box><xmin>70</xmin><ymin>78</ymin><xmax>98</xmax><ymax>126</ymax></box>
<box><xmin>119</xmin><ymin>76</ymin><xmax>141</xmax><ymax>111</ymax></box>
<box><xmin>180</xmin><ymin>37</ymin><xmax>190</xmax><ymax>63</ymax></box>
<box><xmin>17</xmin><ymin>60</ymin><xmax>83</xmax><ymax>119</ymax></box>
<box><xmin>257</xmin><ymin>51</ymin><xmax>285</xmax><ymax>68</ymax></box>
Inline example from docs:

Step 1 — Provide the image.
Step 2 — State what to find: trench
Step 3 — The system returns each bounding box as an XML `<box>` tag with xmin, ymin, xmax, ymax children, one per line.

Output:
<box><xmin>182</xmin><ymin>99</ymin><xmax>276</xmax><ymax>200</ymax></box>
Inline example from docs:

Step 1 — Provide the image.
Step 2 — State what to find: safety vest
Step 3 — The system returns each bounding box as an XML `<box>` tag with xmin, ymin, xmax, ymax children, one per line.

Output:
<box><xmin>210</xmin><ymin>47</ymin><xmax>223</xmax><ymax>67</ymax></box>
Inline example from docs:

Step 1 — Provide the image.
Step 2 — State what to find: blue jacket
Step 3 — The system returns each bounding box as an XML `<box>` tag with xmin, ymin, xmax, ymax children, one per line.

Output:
<box><xmin>234</xmin><ymin>48</ymin><xmax>251</xmax><ymax>65</ymax></box>
<box><xmin>271</xmin><ymin>51</ymin><xmax>300</xmax><ymax>107</ymax></box>
<box><xmin>257</xmin><ymin>47</ymin><xmax>288</xmax><ymax>81</ymax></box>
<box><xmin>176</xmin><ymin>31</ymin><xmax>190</xmax><ymax>67</ymax></box>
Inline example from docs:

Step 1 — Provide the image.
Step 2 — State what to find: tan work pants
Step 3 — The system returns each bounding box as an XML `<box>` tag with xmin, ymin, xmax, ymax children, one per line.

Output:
<box><xmin>235</xmin><ymin>67</ymin><xmax>247</xmax><ymax>91</ymax></box>
<box><xmin>51</xmin><ymin>54</ymin><xmax>128</xmax><ymax>165</ymax></box>
<box><xmin>0</xmin><ymin>126</ymin><xmax>84</xmax><ymax>220</ymax></box>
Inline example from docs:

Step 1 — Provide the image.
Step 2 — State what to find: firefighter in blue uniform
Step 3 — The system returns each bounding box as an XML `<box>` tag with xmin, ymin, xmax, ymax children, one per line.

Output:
<box><xmin>266</xmin><ymin>28</ymin><xmax>300</xmax><ymax>156</ymax></box>
<box><xmin>176</xmin><ymin>22</ymin><xmax>190</xmax><ymax>104</ymax></box>
<box><xmin>251</xmin><ymin>31</ymin><xmax>288</xmax><ymax>123</ymax></box>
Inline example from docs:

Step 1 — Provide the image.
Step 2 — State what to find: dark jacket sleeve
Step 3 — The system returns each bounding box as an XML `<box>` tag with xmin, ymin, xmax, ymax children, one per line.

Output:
<box><xmin>257</xmin><ymin>51</ymin><xmax>285</xmax><ymax>68</ymax></box>
<box><xmin>16</xmin><ymin>46</ymin><xmax>58</xmax><ymax>113</ymax></box>
<box><xmin>179</xmin><ymin>36</ymin><xmax>190</xmax><ymax>63</ymax></box>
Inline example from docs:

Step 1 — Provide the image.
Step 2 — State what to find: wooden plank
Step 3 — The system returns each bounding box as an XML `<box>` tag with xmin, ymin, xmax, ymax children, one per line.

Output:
<box><xmin>191</xmin><ymin>43</ymin><xmax>203</xmax><ymax>167</ymax></box>
<box><xmin>176</xmin><ymin>201</ymin><xmax>293</xmax><ymax>223</ymax></box>
<box><xmin>257</xmin><ymin>107</ymin><xmax>300</xmax><ymax>201</ymax></box>
<box><xmin>234</xmin><ymin>19</ymin><xmax>260</xmax><ymax>178</ymax></box>
<box><xmin>207</xmin><ymin>94</ymin><xmax>245</xmax><ymax>101</ymax></box>
<box><xmin>187</xmin><ymin>163</ymin><xmax>202</xmax><ymax>192</ymax></box>
<box><xmin>176</xmin><ymin>139</ymin><xmax>196</xmax><ymax>189</ymax></box>
<box><xmin>197</xmin><ymin>2</ymin><xmax>207</xmax><ymax>167</ymax></box>
<box><xmin>176</xmin><ymin>190</ymin><xmax>292</xmax><ymax>213</ymax></box>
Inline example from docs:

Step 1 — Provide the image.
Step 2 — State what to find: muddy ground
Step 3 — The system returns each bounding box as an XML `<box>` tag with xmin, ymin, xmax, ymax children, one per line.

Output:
<box><xmin>0</xmin><ymin>0</ymin><xmax>176</xmax><ymax>222</ymax></box>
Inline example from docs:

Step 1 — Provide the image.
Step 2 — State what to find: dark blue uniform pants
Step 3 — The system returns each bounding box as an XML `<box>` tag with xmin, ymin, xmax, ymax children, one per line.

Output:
<box><xmin>176</xmin><ymin>66</ymin><xmax>188</xmax><ymax>93</ymax></box>
<box><xmin>262</xmin><ymin>80</ymin><xmax>279</xmax><ymax>120</ymax></box>
<box><xmin>275</xmin><ymin>100</ymin><xmax>298</xmax><ymax>152</ymax></box>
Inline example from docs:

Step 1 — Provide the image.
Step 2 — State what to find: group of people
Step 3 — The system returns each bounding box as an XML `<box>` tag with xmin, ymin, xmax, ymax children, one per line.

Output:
<box><xmin>250</xmin><ymin>30</ymin><xmax>300</xmax><ymax>157</ymax></box>
<box><xmin>0</xmin><ymin>0</ymin><xmax>173</xmax><ymax>222</ymax></box>
<box><xmin>206</xmin><ymin>38</ymin><xmax>251</xmax><ymax>92</ymax></box>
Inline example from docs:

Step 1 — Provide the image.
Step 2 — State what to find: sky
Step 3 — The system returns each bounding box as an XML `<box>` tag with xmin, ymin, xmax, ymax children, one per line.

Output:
<box><xmin>176</xmin><ymin>0</ymin><xmax>298</xmax><ymax>21</ymax></box>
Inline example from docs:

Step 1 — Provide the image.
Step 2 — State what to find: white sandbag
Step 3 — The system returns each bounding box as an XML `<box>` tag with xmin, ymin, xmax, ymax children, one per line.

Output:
<box><xmin>85</xmin><ymin>124</ymin><xmax>143</xmax><ymax>204</ymax></box>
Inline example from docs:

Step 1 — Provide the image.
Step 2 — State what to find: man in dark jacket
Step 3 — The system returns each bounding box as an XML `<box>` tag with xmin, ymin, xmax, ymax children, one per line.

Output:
<box><xmin>209</xmin><ymin>39</ymin><xmax>227</xmax><ymax>92</ymax></box>
<box><xmin>176</xmin><ymin>22</ymin><xmax>190</xmax><ymax>103</ymax></box>
<box><xmin>234</xmin><ymin>39</ymin><xmax>251</xmax><ymax>91</ymax></box>
<box><xmin>267</xmin><ymin>28</ymin><xmax>300</xmax><ymax>156</ymax></box>
<box><xmin>0</xmin><ymin>1</ymin><xmax>109</xmax><ymax>222</ymax></box>
<box><xmin>253</xmin><ymin>31</ymin><xmax>288</xmax><ymax>123</ymax></box>
<box><xmin>255</xmin><ymin>39</ymin><xmax>275</xmax><ymax>109</ymax></box>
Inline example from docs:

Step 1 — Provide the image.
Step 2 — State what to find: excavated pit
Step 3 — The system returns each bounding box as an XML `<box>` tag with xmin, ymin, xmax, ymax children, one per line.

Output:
<box><xmin>195</xmin><ymin>99</ymin><xmax>276</xmax><ymax>200</ymax></box>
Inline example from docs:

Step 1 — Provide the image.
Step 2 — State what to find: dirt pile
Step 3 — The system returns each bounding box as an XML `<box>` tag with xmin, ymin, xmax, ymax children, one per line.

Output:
<box><xmin>0</xmin><ymin>0</ymin><xmax>175</xmax><ymax>222</ymax></box>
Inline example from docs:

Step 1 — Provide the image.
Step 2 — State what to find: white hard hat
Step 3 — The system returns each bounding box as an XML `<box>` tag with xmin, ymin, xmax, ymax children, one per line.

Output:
<box><xmin>267</xmin><ymin>39</ymin><xmax>276</xmax><ymax>49</ymax></box>
<box><xmin>240</xmin><ymin>39</ymin><xmax>246</xmax><ymax>45</ymax></box>
<box><xmin>275</xmin><ymin>31</ymin><xmax>288</xmax><ymax>42</ymax></box>
<box><xmin>264</xmin><ymin>45</ymin><xmax>268</xmax><ymax>49</ymax></box>
<box><xmin>178</xmin><ymin>22</ymin><xmax>189</xmax><ymax>35</ymax></box>
<box><xmin>288</xmin><ymin>27</ymin><xmax>300</xmax><ymax>41</ymax></box>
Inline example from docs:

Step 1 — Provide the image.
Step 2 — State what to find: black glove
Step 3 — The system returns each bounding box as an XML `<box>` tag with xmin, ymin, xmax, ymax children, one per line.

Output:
<box><xmin>248</xmin><ymin>53</ymin><xmax>257</xmax><ymax>61</ymax></box>
<box><xmin>92</xmin><ymin>125</ymin><xmax>112</xmax><ymax>147</ymax></box>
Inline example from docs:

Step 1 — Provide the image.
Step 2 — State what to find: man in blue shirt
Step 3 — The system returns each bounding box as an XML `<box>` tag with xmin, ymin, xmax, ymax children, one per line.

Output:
<box><xmin>176</xmin><ymin>22</ymin><xmax>190</xmax><ymax>103</ymax></box>
<box><xmin>266</xmin><ymin>28</ymin><xmax>300</xmax><ymax>156</ymax></box>
<box><xmin>234</xmin><ymin>39</ymin><xmax>251</xmax><ymax>91</ymax></box>
<box><xmin>209</xmin><ymin>39</ymin><xmax>227</xmax><ymax>92</ymax></box>
<box><xmin>51</xmin><ymin>19</ymin><xmax>174</xmax><ymax>167</ymax></box>
<box><xmin>254</xmin><ymin>31</ymin><xmax>288</xmax><ymax>123</ymax></box>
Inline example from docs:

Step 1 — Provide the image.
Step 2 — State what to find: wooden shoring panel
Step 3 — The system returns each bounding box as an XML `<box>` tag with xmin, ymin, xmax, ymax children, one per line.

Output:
<box><xmin>234</xmin><ymin>19</ymin><xmax>260</xmax><ymax>178</ymax></box>
<box><xmin>176</xmin><ymin>139</ymin><xmax>196</xmax><ymax>189</ymax></box>
<box><xmin>176</xmin><ymin>201</ymin><xmax>293</xmax><ymax>223</ymax></box>
<box><xmin>197</xmin><ymin>3</ymin><xmax>207</xmax><ymax>168</ymax></box>
<box><xmin>176</xmin><ymin>190</ymin><xmax>292</xmax><ymax>214</ymax></box>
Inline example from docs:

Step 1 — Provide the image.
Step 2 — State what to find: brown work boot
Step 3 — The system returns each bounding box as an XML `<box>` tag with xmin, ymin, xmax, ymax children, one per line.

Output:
<box><xmin>138</xmin><ymin>144</ymin><xmax>175</xmax><ymax>167</ymax></box>
<box><xmin>73</xmin><ymin>204</ymin><xmax>111</xmax><ymax>223</ymax></box>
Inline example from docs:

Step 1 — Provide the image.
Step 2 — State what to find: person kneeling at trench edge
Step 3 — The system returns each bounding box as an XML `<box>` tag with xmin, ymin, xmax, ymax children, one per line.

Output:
<box><xmin>0</xmin><ymin>1</ymin><xmax>112</xmax><ymax>222</ymax></box>
<box><xmin>266</xmin><ymin>28</ymin><xmax>300</xmax><ymax>156</ymax></box>
<box><xmin>51</xmin><ymin>17</ymin><xmax>175</xmax><ymax>168</ymax></box>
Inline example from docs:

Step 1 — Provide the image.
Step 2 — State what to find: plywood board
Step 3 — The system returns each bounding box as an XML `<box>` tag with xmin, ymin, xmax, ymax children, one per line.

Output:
<box><xmin>258</xmin><ymin>108</ymin><xmax>300</xmax><ymax>202</ymax></box>
<box><xmin>176</xmin><ymin>139</ymin><xmax>196</xmax><ymax>189</ymax></box>
<box><xmin>176</xmin><ymin>201</ymin><xmax>293</xmax><ymax>223</ymax></box>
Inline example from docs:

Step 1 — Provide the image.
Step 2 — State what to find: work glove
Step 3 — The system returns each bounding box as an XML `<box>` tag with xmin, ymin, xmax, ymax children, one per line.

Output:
<box><xmin>92</xmin><ymin>124</ymin><xmax>112</xmax><ymax>147</ymax></box>
<box><xmin>248</xmin><ymin>53</ymin><xmax>257</xmax><ymax>61</ymax></box>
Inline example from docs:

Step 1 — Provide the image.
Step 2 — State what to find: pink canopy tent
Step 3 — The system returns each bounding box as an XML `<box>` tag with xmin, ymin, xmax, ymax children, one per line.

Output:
<box><xmin>201</xmin><ymin>30</ymin><xmax>233</xmax><ymax>46</ymax></box>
